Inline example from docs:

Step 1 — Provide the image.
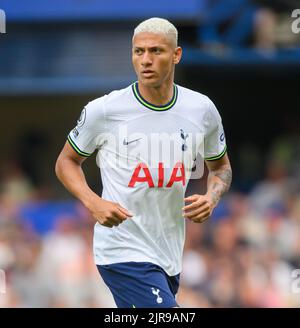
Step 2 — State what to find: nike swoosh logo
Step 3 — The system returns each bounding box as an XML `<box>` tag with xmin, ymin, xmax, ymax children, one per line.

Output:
<box><xmin>123</xmin><ymin>138</ymin><xmax>142</xmax><ymax>145</ymax></box>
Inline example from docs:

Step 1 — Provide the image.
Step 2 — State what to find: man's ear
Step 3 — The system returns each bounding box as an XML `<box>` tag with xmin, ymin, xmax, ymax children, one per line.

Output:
<box><xmin>174</xmin><ymin>47</ymin><xmax>182</xmax><ymax>65</ymax></box>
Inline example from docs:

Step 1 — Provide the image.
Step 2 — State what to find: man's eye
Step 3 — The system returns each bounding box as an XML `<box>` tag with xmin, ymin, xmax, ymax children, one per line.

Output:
<box><xmin>135</xmin><ymin>49</ymin><xmax>142</xmax><ymax>54</ymax></box>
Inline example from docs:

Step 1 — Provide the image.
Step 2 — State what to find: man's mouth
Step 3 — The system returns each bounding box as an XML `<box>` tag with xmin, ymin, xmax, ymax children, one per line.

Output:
<box><xmin>141</xmin><ymin>70</ymin><xmax>155</xmax><ymax>77</ymax></box>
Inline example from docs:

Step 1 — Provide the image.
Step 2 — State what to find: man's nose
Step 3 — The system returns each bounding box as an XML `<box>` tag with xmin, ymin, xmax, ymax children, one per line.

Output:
<box><xmin>141</xmin><ymin>51</ymin><xmax>152</xmax><ymax>66</ymax></box>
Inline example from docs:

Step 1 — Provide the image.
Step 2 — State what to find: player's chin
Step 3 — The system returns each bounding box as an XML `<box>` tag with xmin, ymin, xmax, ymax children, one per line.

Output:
<box><xmin>139</xmin><ymin>76</ymin><xmax>159</xmax><ymax>87</ymax></box>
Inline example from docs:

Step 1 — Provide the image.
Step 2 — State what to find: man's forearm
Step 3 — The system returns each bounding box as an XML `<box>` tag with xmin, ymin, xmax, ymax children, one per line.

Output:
<box><xmin>55</xmin><ymin>156</ymin><xmax>99</xmax><ymax>208</ymax></box>
<box><xmin>206</xmin><ymin>164</ymin><xmax>232</xmax><ymax>207</ymax></box>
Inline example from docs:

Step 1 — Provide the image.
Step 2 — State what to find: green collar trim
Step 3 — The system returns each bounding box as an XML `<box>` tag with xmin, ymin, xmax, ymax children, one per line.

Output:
<box><xmin>132</xmin><ymin>82</ymin><xmax>178</xmax><ymax>111</ymax></box>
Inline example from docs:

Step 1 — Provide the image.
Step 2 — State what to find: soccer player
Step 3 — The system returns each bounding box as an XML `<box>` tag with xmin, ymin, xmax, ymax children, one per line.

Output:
<box><xmin>55</xmin><ymin>17</ymin><xmax>232</xmax><ymax>308</ymax></box>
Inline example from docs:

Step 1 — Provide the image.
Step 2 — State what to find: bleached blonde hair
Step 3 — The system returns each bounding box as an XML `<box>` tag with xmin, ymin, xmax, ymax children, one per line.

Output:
<box><xmin>133</xmin><ymin>17</ymin><xmax>178</xmax><ymax>47</ymax></box>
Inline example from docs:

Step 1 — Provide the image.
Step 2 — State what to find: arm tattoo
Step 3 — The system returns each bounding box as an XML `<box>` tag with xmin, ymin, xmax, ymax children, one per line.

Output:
<box><xmin>209</xmin><ymin>166</ymin><xmax>232</xmax><ymax>206</ymax></box>
<box><xmin>215</xmin><ymin>168</ymin><xmax>232</xmax><ymax>190</ymax></box>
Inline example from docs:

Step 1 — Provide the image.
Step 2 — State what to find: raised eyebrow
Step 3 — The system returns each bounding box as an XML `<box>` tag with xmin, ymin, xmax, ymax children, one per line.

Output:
<box><xmin>133</xmin><ymin>46</ymin><xmax>164</xmax><ymax>51</ymax></box>
<box><xmin>149</xmin><ymin>46</ymin><xmax>163</xmax><ymax>51</ymax></box>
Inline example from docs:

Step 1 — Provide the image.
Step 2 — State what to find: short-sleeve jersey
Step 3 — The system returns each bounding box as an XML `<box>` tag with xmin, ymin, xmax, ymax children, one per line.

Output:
<box><xmin>68</xmin><ymin>82</ymin><xmax>227</xmax><ymax>276</ymax></box>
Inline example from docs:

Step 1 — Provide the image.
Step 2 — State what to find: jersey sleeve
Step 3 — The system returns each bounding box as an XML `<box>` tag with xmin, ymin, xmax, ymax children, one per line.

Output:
<box><xmin>67</xmin><ymin>97</ymin><xmax>107</xmax><ymax>157</ymax></box>
<box><xmin>204</xmin><ymin>98</ymin><xmax>227</xmax><ymax>161</ymax></box>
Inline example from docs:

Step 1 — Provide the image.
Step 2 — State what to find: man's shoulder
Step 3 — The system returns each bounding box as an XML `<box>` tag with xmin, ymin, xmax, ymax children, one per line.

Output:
<box><xmin>177</xmin><ymin>84</ymin><xmax>208</xmax><ymax>100</ymax></box>
<box><xmin>89</xmin><ymin>84</ymin><xmax>132</xmax><ymax>106</ymax></box>
<box><xmin>85</xmin><ymin>84</ymin><xmax>133</xmax><ymax>115</ymax></box>
<box><xmin>177</xmin><ymin>84</ymin><xmax>211</xmax><ymax>105</ymax></box>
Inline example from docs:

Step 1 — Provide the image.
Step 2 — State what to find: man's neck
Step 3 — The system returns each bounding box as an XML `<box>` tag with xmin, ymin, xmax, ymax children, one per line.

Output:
<box><xmin>138</xmin><ymin>80</ymin><xmax>174</xmax><ymax>106</ymax></box>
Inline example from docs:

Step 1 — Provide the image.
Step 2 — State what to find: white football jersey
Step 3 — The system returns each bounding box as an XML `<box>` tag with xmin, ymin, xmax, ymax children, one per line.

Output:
<box><xmin>68</xmin><ymin>82</ymin><xmax>226</xmax><ymax>276</ymax></box>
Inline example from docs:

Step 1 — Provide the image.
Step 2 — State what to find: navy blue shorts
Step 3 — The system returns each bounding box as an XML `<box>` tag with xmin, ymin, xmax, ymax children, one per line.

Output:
<box><xmin>97</xmin><ymin>262</ymin><xmax>180</xmax><ymax>308</ymax></box>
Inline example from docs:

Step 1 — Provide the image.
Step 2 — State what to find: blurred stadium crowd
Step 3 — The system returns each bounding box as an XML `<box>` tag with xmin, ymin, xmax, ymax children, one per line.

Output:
<box><xmin>0</xmin><ymin>132</ymin><xmax>299</xmax><ymax>308</ymax></box>
<box><xmin>1</xmin><ymin>0</ymin><xmax>300</xmax><ymax>307</ymax></box>
<box><xmin>196</xmin><ymin>0</ymin><xmax>300</xmax><ymax>50</ymax></box>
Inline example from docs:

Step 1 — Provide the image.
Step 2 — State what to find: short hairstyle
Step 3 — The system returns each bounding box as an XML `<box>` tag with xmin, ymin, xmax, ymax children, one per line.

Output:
<box><xmin>133</xmin><ymin>17</ymin><xmax>178</xmax><ymax>47</ymax></box>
